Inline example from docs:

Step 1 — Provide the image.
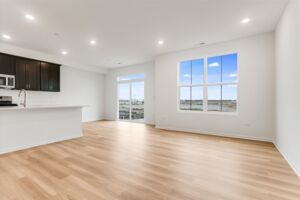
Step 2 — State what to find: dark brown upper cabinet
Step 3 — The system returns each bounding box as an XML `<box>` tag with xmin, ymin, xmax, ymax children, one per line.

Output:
<box><xmin>1</xmin><ymin>52</ymin><xmax>61</xmax><ymax>92</ymax></box>
<box><xmin>15</xmin><ymin>58</ymin><xmax>41</xmax><ymax>91</ymax></box>
<box><xmin>0</xmin><ymin>53</ymin><xmax>15</xmax><ymax>75</ymax></box>
<box><xmin>15</xmin><ymin>58</ymin><xmax>26</xmax><ymax>90</ymax></box>
<box><xmin>41</xmin><ymin>62</ymin><xmax>60</xmax><ymax>92</ymax></box>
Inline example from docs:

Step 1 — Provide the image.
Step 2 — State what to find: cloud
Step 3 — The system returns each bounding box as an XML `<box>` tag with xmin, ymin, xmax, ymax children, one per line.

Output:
<box><xmin>227</xmin><ymin>85</ymin><xmax>237</xmax><ymax>88</ymax></box>
<box><xmin>229</xmin><ymin>74</ymin><xmax>237</xmax><ymax>78</ymax></box>
<box><xmin>118</xmin><ymin>78</ymin><xmax>130</xmax><ymax>81</ymax></box>
<box><xmin>208</xmin><ymin>62</ymin><xmax>220</xmax><ymax>67</ymax></box>
<box><xmin>183</xmin><ymin>74</ymin><xmax>191</xmax><ymax>77</ymax></box>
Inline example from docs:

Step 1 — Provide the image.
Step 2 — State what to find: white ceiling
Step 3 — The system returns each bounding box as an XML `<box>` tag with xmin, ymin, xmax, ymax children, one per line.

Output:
<box><xmin>0</xmin><ymin>0</ymin><xmax>288</xmax><ymax>69</ymax></box>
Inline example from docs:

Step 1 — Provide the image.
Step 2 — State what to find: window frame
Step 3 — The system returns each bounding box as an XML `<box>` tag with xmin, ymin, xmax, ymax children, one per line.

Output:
<box><xmin>177</xmin><ymin>52</ymin><xmax>239</xmax><ymax>115</ymax></box>
<box><xmin>117</xmin><ymin>73</ymin><xmax>146</xmax><ymax>122</ymax></box>
<box><xmin>117</xmin><ymin>73</ymin><xmax>145</xmax><ymax>82</ymax></box>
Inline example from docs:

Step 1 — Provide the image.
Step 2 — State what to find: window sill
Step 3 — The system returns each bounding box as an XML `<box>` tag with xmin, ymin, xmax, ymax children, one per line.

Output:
<box><xmin>177</xmin><ymin>110</ymin><xmax>239</xmax><ymax>116</ymax></box>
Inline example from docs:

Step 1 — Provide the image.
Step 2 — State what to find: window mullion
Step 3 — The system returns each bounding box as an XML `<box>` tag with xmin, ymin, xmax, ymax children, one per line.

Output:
<box><xmin>129</xmin><ymin>82</ymin><xmax>132</xmax><ymax>120</ymax></box>
<box><xmin>204</xmin><ymin>57</ymin><xmax>208</xmax><ymax>112</ymax></box>
<box><xmin>221</xmin><ymin>56</ymin><xmax>223</xmax><ymax>112</ymax></box>
<box><xmin>190</xmin><ymin>61</ymin><xmax>192</xmax><ymax>110</ymax></box>
<box><xmin>190</xmin><ymin>86</ymin><xmax>192</xmax><ymax>110</ymax></box>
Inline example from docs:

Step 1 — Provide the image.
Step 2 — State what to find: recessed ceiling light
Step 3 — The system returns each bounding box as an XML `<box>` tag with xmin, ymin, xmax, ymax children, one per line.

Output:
<box><xmin>61</xmin><ymin>50</ymin><xmax>68</xmax><ymax>55</ymax></box>
<box><xmin>158</xmin><ymin>40</ymin><xmax>164</xmax><ymax>45</ymax></box>
<box><xmin>241</xmin><ymin>18</ymin><xmax>251</xmax><ymax>24</ymax></box>
<box><xmin>2</xmin><ymin>34</ymin><xmax>11</xmax><ymax>40</ymax></box>
<box><xmin>25</xmin><ymin>14</ymin><xmax>35</xmax><ymax>21</ymax></box>
<box><xmin>90</xmin><ymin>40</ymin><xmax>96</xmax><ymax>45</ymax></box>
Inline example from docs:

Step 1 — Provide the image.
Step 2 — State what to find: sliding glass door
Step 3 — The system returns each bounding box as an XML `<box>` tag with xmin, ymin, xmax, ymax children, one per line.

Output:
<box><xmin>118</xmin><ymin>74</ymin><xmax>144</xmax><ymax>122</ymax></box>
<box><xmin>118</xmin><ymin>83</ymin><xmax>130</xmax><ymax>120</ymax></box>
<box><xmin>131</xmin><ymin>81</ymin><xmax>144</xmax><ymax>121</ymax></box>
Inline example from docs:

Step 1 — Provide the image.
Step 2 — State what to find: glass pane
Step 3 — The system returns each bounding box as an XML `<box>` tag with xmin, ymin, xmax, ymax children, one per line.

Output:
<box><xmin>192</xmin><ymin>59</ymin><xmax>204</xmax><ymax>85</ymax></box>
<box><xmin>118</xmin><ymin>74</ymin><xmax>144</xmax><ymax>81</ymax></box>
<box><xmin>179</xmin><ymin>61</ymin><xmax>191</xmax><ymax>85</ymax></box>
<box><xmin>191</xmin><ymin>86</ymin><xmax>203</xmax><ymax>111</ymax></box>
<box><xmin>131</xmin><ymin>82</ymin><xmax>144</xmax><ymax>121</ymax></box>
<box><xmin>118</xmin><ymin>83</ymin><xmax>130</xmax><ymax>120</ymax></box>
<box><xmin>222</xmin><ymin>85</ymin><xmax>237</xmax><ymax>112</ymax></box>
<box><xmin>208</xmin><ymin>56</ymin><xmax>222</xmax><ymax>83</ymax></box>
<box><xmin>222</xmin><ymin>54</ymin><xmax>238</xmax><ymax>83</ymax></box>
<box><xmin>208</xmin><ymin>86</ymin><xmax>221</xmax><ymax>111</ymax></box>
<box><xmin>180</xmin><ymin>87</ymin><xmax>191</xmax><ymax>110</ymax></box>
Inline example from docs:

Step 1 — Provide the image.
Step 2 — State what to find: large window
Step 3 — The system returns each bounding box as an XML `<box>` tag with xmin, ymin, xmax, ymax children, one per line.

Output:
<box><xmin>179</xmin><ymin>59</ymin><xmax>205</xmax><ymax>111</ymax></box>
<box><xmin>118</xmin><ymin>74</ymin><xmax>145</xmax><ymax>122</ymax></box>
<box><xmin>178</xmin><ymin>53</ymin><xmax>238</xmax><ymax>113</ymax></box>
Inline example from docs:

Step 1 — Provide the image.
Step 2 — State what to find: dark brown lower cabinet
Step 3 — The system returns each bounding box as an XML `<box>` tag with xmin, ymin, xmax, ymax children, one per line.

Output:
<box><xmin>15</xmin><ymin>58</ymin><xmax>41</xmax><ymax>91</ymax></box>
<box><xmin>41</xmin><ymin>62</ymin><xmax>60</xmax><ymax>92</ymax></box>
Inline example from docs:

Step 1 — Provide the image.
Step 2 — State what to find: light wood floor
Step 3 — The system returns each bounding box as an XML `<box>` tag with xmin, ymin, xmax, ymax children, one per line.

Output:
<box><xmin>0</xmin><ymin>121</ymin><xmax>299</xmax><ymax>200</ymax></box>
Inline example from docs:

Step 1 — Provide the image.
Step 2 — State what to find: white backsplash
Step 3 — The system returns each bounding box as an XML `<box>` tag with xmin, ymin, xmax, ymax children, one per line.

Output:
<box><xmin>0</xmin><ymin>89</ymin><xmax>60</xmax><ymax>105</ymax></box>
<box><xmin>0</xmin><ymin>66</ymin><xmax>105</xmax><ymax>122</ymax></box>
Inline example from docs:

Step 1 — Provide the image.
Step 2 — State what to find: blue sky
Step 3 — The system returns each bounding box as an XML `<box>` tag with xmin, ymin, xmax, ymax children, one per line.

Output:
<box><xmin>119</xmin><ymin>82</ymin><xmax>144</xmax><ymax>100</ymax></box>
<box><xmin>180</xmin><ymin>54</ymin><xmax>237</xmax><ymax>100</ymax></box>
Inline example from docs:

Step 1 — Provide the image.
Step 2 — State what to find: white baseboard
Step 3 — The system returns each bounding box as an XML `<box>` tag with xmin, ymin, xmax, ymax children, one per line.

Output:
<box><xmin>1</xmin><ymin>119</ymin><xmax>299</xmax><ymax>179</ymax></box>
<box><xmin>155</xmin><ymin>125</ymin><xmax>273</xmax><ymax>142</ymax></box>
<box><xmin>101</xmin><ymin>118</ymin><xmax>156</xmax><ymax>126</ymax></box>
<box><xmin>82</xmin><ymin>117</ymin><xmax>104</xmax><ymax>122</ymax></box>
<box><xmin>156</xmin><ymin>125</ymin><xmax>300</xmax><ymax>178</ymax></box>
<box><xmin>273</xmin><ymin>142</ymin><xmax>300</xmax><ymax>178</ymax></box>
<box><xmin>146</xmin><ymin>122</ymin><xmax>155</xmax><ymax>126</ymax></box>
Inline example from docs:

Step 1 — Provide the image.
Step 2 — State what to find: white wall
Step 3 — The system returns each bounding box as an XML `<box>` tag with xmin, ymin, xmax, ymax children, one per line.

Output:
<box><xmin>275</xmin><ymin>0</ymin><xmax>300</xmax><ymax>177</ymax></box>
<box><xmin>104</xmin><ymin>62</ymin><xmax>155</xmax><ymax>124</ymax></box>
<box><xmin>0</xmin><ymin>43</ymin><xmax>107</xmax><ymax>74</ymax></box>
<box><xmin>0</xmin><ymin>66</ymin><xmax>105</xmax><ymax>122</ymax></box>
<box><xmin>155</xmin><ymin>33</ymin><xmax>275</xmax><ymax>141</ymax></box>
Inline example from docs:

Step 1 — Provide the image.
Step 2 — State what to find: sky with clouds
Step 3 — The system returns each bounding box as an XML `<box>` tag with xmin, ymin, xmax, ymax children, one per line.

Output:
<box><xmin>180</xmin><ymin>54</ymin><xmax>237</xmax><ymax>100</ymax></box>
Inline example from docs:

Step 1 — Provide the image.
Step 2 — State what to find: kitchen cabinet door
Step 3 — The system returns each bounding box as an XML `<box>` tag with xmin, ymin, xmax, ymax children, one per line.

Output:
<box><xmin>41</xmin><ymin>62</ymin><xmax>60</xmax><ymax>92</ymax></box>
<box><xmin>0</xmin><ymin>53</ymin><xmax>15</xmax><ymax>75</ymax></box>
<box><xmin>15</xmin><ymin>58</ymin><xmax>26</xmax><ymax>89</ymax></box>
<box><xmin>15</xmin><ymin>58</ymin><xmax>41</xmax><ymax>90</ymax></box>
<box><xmin>49</xmin><ymin>64</ymin><xmax>60</xmax><ymax>92</ymax></box>
<box><xmin>25</xmin><ymin>59</ymin><xmax>41</xmax><ymax>90</ymax></box>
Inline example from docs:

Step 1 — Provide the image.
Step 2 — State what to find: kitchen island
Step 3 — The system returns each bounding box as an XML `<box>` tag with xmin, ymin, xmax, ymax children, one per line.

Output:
<box><xmin>0</xmin><ymin>105</ymin><xmax>85</xmax><ymax>154</ymax></box>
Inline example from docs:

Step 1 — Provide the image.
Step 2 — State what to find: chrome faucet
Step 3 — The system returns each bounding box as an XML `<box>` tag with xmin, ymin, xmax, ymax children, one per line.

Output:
<box><xmin>18</xmin><ymin>89</ymin><xmax>27</xmax><ymax>107</ymax></box>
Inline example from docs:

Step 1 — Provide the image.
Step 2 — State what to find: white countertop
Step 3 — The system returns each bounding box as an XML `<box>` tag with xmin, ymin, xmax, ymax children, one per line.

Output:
<box><xmin>0</xmin><ymin>104</ymin><xmax>88</xmax><ymax>111</ymax></box>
